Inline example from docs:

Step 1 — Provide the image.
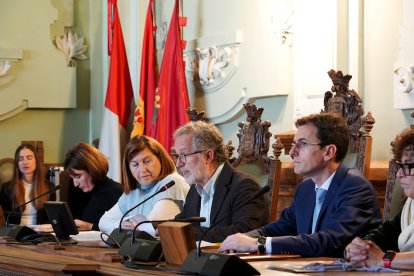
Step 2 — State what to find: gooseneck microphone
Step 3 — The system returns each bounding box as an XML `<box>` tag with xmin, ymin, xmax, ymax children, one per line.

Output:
<box><xmin>3</xmin><ymin>184</ymin><xmax>62</xmax><ymax>241</ymax></box>
<box><xmin>179</xmin><ymin>185</ymin><xmax>270</xmax><ymax>276</ymax></box>
<box><xmin>117</xmin><ymin>217</ymin><xmax>206</xmax><ymax>262</ymax></box>
<box><xmin>106</xmin><ymin>180</ymin><xmax>176</xmax><ymax>247</ymax></box>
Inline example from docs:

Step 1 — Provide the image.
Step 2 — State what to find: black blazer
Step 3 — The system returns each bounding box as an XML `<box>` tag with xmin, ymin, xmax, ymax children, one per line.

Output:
<box><xmin>175</xmin><ymin>162</ymin><xmax>269</xmax><ymax>242</ymax></box>
<box><xmin>0</xmin><ymin>180</ymin><xmax>56</xmax><ymax>225</ymax></box>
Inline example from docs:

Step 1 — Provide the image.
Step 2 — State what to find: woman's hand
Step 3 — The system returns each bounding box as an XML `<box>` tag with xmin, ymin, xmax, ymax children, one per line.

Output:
<box><xmin>74</xmin><ymin>219</ymin><xmax>93</xmax><ymax>230</ymax></box>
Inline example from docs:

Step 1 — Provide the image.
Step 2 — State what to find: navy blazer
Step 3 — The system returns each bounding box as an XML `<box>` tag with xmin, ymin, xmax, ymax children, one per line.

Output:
<box><xmin>176</xmin><ymin>162</ymin><xmax>269</xmax><ymax>242</ymax></box>
<box><xmin>247</xmin><ymin>163</ymin><xmax>382</xmax><ymax>257</ymax></box>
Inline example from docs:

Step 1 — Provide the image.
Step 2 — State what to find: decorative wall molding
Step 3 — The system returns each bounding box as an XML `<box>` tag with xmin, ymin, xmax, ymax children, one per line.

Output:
<box><xmin>0</xmin><ymin>48</ymin><xmax>23</xmax><ymax>87</ymax></box>
<box><xmin>185</xmin><ymin>45</ymin><xmax>238</xmax><ymax>92</ymax></box>
<box><xmin>184</xmin><ymin>31</ymin><xmax>242</xmax><ymax>93</ymax></box>
<box><xmin>54</xmin><ymin>30</ymin><xmax>87</xmax><ymax>67</ymax></box>
<box><xmin>0</xmin><ymin>60</ymin><xmax>11</xmax><ymax>78</ymax></box>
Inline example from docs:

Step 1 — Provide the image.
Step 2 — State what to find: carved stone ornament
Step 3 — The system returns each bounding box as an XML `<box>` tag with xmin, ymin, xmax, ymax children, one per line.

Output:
<box><xmin>185</xmin><ymin>44</ymin><xmax>239</xmax><ymax>93</ymax></box>
<box><xmin>54</xmin><ymin>30</ymin><xmax>88</xmax><ymax>67</ymax></box>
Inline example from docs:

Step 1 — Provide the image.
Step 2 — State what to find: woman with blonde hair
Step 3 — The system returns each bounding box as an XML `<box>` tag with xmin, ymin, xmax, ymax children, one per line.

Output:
<box><xmin>0</xmin><ymin>143</ymin><xmax>55</xmax><ymax>225</ymax></box>
<box><xmin>99</xmin><ymin>135</ymin><xmax>189</xmax><ymax>234</ymax></box>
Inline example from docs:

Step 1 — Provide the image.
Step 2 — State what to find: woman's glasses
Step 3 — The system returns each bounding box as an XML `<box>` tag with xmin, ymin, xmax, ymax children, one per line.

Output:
<box><xmin>396</xmin><ymin>161</ymin><xmax>414</xmax><ymax>176</ymax></box>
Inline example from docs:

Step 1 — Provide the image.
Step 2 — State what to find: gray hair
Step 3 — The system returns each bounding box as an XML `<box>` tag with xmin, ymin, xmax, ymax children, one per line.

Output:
<box><xmin>174</xmin><ymin>121</ymin><xmax>227</xmax><ymax>164</ymax></box>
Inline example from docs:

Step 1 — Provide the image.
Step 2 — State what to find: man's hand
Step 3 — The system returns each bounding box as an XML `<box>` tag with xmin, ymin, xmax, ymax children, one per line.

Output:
<box><xmin>218</xmin><ymin>233</ymin><xmax>257</xmax><ymax>253</ymax></box>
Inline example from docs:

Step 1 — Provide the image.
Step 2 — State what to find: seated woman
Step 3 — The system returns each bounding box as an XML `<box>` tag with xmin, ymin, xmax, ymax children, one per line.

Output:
<box><xmin>99</xmin><ymin>135</ymin><xmax>189</xmax><ymax>234</ymax></box>
<box><xmin>345</xmin><ymin>127</ymin><xmax>414</xmax><ymax>270</ymax></box>
<box><xmin>64</xmin><ymin>143</ymin><xmax>123</xmax><ymax>230</ymax></box>
<box><xmin>0</xmin><ymin>143</ymin><xmax>56</xmax><ymax>225</ymax></box>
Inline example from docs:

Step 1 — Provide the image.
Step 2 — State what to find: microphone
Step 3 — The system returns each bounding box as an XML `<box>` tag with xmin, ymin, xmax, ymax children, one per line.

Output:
<box><xmin>118</xmin><ymin>217</ymin><xmax>206</xmax><ymax>262</ymax></box>
<box><xmin>3</xmin><ymin>184</ymin><xmax>61</xmax><ymax>242</ymax></box>
<box><xmin>179</xmin><ymin>185</ymin><xmax>270</xmax><ymax>275</ymax></box>
<box><xmin>106</xmin><ymin>180</ymin><xmax>176</xmax><ymax>247</ymax></box>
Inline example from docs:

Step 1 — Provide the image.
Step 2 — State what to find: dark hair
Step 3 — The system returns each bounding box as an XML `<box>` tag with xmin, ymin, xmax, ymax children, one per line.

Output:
<box><xmin>11</xmin><ymin>143</ymin><xmax>49</xmax><ymax>210</ymax></box>
<box><xmin>123</xmin><ymin>135</ymin><xmax>175</xmax><ymax>194</ymax></box>
<box><xmin>295</xmin><ymin>113</ymin><xmax>349</xmax><ymax>162</ymax></box>
<box><xmin>64</xmin><ymin>143</ymin><xmax>108</xmax><ymax>185</ymax></box>
<box><xmin>174</xmin><ymin>121</ymin><xmax>227</xmax><ymax>164</ymax></box>
<box><xmin>391</xmin><ymin>127</ymin><xmax>414</xmax><ymax>161</ymax></box>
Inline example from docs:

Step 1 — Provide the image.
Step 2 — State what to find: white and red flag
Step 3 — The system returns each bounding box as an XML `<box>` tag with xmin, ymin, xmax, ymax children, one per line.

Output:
<box><xmin>99</xmin><ymin>0</ymin><xmax>134</xmax><ymax>182</ymax></box>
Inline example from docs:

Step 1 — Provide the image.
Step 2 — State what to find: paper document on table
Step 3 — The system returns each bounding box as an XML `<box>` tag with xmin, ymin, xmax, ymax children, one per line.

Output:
<box><xmin>71</xmin><ymin>231</ymin><xmax>103</xmax><ymax>242</ymax></box>
<box><xmin>266</xmin><ymin>259</ymin><xmax>400</xmax><ymax>273</ymax></box>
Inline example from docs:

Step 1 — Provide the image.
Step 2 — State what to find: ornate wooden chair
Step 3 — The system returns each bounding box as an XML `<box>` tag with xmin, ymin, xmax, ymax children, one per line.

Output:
<box><xmin>383</xmin><ymin>159</ymin><xmax>406</xmax><ymax>221</ymax></box>
<box><xmin>0</xmin><ymin>158</ymin><xmax>14</xmax><ymax>186</ymax></box>
<box><xmin>382</xmin><ymin>114</ymin><xmax>414</xmax><ymax>220</ymax></box>
<box><xmin>322</xmin><ymin>70</ymin><xmax>375</xmax><ymax>178</ymax></box>
<box><xmin>227</xmin><ymin>103</ymin><xmax>284</xmax><ymax>221</ymax></box>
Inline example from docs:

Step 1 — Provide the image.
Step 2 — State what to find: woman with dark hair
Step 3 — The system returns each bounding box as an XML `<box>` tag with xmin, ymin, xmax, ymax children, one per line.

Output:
<box><xmin>345</xmin><ymin>127</ymin><xmax>414</xmax><ymax>270</ymax></box>
<box><xmin>0</xmin><ymin>144</ymin><xmax>55</xmax><ymax>225</ymax></box>
<box><xmin>99</xmin><ymin>135</ymin><xmax>189</xmax><ymax>234</ymax></box>
<box><xmin>64</xmin><ymin>142</ymin><xmax>123</xmax><ymax>230</ymax></box>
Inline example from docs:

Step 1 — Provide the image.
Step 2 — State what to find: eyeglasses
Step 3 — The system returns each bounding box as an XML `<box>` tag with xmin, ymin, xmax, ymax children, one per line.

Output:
<box><xmin>172</xmin><ymin>150</ymin><xmax>207</xmax><ymax>164</ymax></box>
<box><xmin>291</xmin><ymin>140</ymin><xmax>321</xmax><ymax>151</ymax></box>
<box><xmin>396</xmin><ymin>161</ymin><xmax>414</xmax><ymax>176</ymax></box>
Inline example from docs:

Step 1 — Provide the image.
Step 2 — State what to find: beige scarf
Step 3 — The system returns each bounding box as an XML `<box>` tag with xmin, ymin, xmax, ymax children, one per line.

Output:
<box><xmin>398</xmin><ymin>198</ymin><xmax>414</xmax><ymax>251</ymax></box>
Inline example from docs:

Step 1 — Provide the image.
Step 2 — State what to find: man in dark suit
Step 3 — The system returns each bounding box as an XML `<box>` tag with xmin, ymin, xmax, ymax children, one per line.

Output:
<box><xmin>219</xmin><ymin>112</ymin><xmax>382</xmax><ymax>257</ymax></box>
<box><xmin>173</xmin><ymin>121</ymin><xmax>269</xmax><ymax>242</ymax></box>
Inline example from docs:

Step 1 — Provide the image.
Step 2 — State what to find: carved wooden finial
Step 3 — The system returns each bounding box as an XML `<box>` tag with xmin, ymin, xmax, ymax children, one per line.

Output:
<box><xmin>244</xmin><ymin>102</ymin><xmax>264</xmax><ymax>123</ymax></box>
<box><xmin>272</xmin><ymin>137</ymin><xmax>284</xmax><ymax>160</ymax></box>
<box><xmin>186</xmin><ymin>107</ymin><xmax>206</xmax><ymax>122</ymax></box>
<box><xmin>362</xmin><ymin>111</ymin><xmax>375</xmax><ymax>136</ymax></box>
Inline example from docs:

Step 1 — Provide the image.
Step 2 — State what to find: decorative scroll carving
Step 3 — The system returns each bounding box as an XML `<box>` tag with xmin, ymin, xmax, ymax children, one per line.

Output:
<box><xmin>0</xmin><ymin>61</ymin><xmax>11</xmax><ymax>78</ymax></box>
<box><xmin>54</xmin><ymin>30</ymin><xmax>87</xmax><ymax>67</ymax></box>
<box><xmin>185</xmin><ymin>45</ymin><xmax>239</xmax><ymax>93</ymax></box>
<box><xmin>156</xmin><ymin>22</ymin><xmax>168</xmax><ymax>51</ymax></box>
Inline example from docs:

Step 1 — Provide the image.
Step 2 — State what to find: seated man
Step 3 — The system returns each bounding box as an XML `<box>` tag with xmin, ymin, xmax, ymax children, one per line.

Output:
<box><xmin>345</xmin><ymin>127</ymin><xmax>414</xmax><ymax>270</ymax></box>
<box><xmin>219</xmin><ymin>112</ymin><xmax>382</xmax><ymax>257</ymax></box>
<box><xmin>174</xmin><ymin>121</ymin><xmax>269</xmax><ymax>242</ymax></box>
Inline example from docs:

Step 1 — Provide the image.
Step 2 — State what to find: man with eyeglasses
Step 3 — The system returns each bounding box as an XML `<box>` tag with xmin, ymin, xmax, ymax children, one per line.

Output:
<box><xmin>173</xmin><ymin>120</ymin><xmax>269</xmax><ymax>242</ymax></box>
<box><xmin>219</xmin><ymin>112</ymin><xmax>382</xmax><ymax>257</ymax></box>
<box><xmin>345</xmin><ymin>127</ymin><xmax>414</xmax><ymax>270</ymax></box>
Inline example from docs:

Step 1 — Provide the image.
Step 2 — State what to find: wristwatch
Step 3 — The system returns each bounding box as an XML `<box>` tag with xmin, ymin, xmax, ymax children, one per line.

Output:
<box><xmin>383</xmin><ymin>250</ymin><xmax>396</xmax><ymax>268</ymax></box>
<box><xmin>257</xmin><ymin>236</ymin><xmax>266</xmax><ymax>254</ymax></box>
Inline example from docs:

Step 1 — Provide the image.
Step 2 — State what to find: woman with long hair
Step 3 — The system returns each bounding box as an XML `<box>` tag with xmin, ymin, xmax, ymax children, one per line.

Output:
<box><xmin>0</xmin><ymin>143</ymin><xmax>56</xmax><ymax>225</ymax></box>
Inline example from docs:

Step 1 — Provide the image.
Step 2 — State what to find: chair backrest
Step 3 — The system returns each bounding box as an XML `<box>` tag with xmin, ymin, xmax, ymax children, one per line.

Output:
<box><xmin>322</xmin><ymin>70</ymin><xmax>374</xmax><ymax>178</ymax></box>
<box><xmin>227</xmin><ymin>103</ymin><xmax>284</xmax><ymax>221</ymax></box>
<box><xmin>0</xmin><ymin>158</ymin><xmax>14</xmax><ymax>186</ymax></box>
<box><xmin>383</xmin><ymin>159</ymin><xmax>406</xmax><ymax>221</ymax></box>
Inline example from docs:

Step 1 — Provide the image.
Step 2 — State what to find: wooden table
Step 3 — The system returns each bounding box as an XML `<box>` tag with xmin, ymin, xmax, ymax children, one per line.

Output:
<box><xmin>1</xmin><ymin>241</ymin><xmax>413</xmax><ymax>275</ymax></box>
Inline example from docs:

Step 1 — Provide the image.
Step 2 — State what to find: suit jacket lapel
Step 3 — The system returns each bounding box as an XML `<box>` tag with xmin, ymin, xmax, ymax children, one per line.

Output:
<box><xmin>209</xmin><ymin>162</ymin><xmax>232</xmax><ymax>224</ymax></box>
<box><xmin>318</xmin><ymin>163</ymin><xmax>349</xmax><ymax>221</ymax></box>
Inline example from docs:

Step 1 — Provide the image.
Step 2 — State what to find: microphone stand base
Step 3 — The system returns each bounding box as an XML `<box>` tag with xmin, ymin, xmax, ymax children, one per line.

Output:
<box><xmin>179</xmin><ymin>250</ymin><xmax>260</xmax><ymax>276</ymax></box>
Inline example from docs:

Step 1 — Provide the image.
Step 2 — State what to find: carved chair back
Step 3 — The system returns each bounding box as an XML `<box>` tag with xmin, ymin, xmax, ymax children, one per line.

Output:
<box><xmin>227</xmin><ymin>103</ymin><xmax>284</xmax><ymax>221</ymax></box>
<box><xmin>322</xmin><ymin>70</ymin><xmax>375</xmax><ymax>178</ymax></box>
<box><xmin>383</xmin><ymin>159</ymin><xmax>406</xmax><ymax>221</ymax></box>
<box><xmin>0</xmin><ymin>158</ymin><xmax>14</xmax><ymax>186</ymax></box>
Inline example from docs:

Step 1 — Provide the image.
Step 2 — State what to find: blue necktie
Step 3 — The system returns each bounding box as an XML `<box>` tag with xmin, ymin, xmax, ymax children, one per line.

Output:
<box><xmin>312</xmin><ymin>188</ymin><xmax>327</xmax><ymax>233</ymax></box>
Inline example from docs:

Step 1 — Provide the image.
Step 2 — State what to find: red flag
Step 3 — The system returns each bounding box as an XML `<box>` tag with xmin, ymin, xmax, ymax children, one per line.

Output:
<box><xmin>99</xmin><ymin>0</ymin><xmax>134</xmax><ymax>182</ymax></box>
<box><xmin>131</xmin><ymin>0</ymin><xmax>157</xmax><ymax>138</ymax></box>
<box><xmin>150</xmin><ymin>0</ymin><xmax>190</xmax><ymax>152</ymax></box>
